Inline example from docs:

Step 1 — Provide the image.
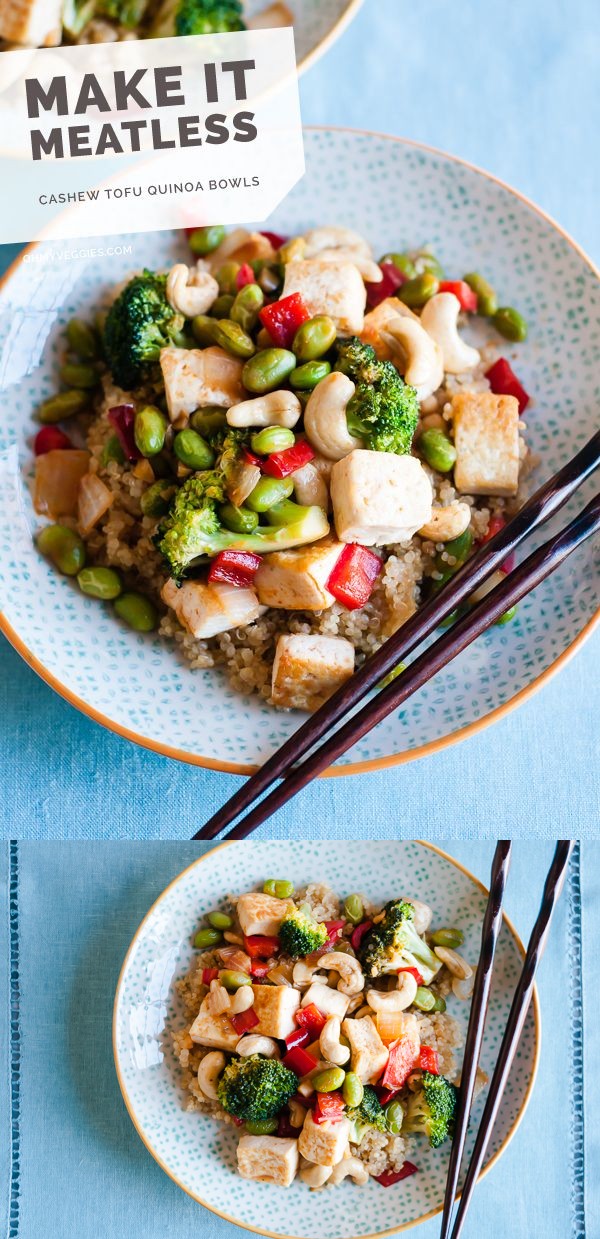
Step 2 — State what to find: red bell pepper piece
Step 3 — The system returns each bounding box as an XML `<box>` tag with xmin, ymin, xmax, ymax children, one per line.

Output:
<box><xmin>326</xmin><ymin>544</ymin><xmax>382</xmax><ymax>610</ymax></box>
<box><xmin>236</xmin><ymin>262</ymin><xmax>255</xmax><ymax>290</ymax></box>
<box><xmin>296</xmin><ymin>1004</ymin><xmax>327</xmax><ymax>1038</ymax></box>
<box><xmin>419</xmin><ymin>1045</ymin><xmax>440</xmax><ymax>1075</ymax></box>
<box><xmin>244</xmin><ymin>934</ymin><xmax>280</xmax><ymax>959</ymax></box>
<box><xmin>249</xmin><ymin>961</ymin><xmax>270</xmax><ymax>979</ymax></box>
<box><xmin>375</xmin><ymin>1163</ymin><xmax>418</xmax><ymax>1187</ymax></box>
<box><xmin>438</xmin><ymin>280</ymin><xmax>478</xmax><ymax>313</ymax></box>
<box><xmin>350</xmin><ymin>920</ymin><xmax>373</xmax><ymax>952</ymax></box>
<box><xmin>375</xmin><ymin>1086</ymin><xmax>401</xmax><ymax>1106</ymax></box>
<box><xmin>242</xmin><ymin>446</ymin><xmax>263</xmax><ymax>468</ymax></box>
<box><xmin>208</xmin><ymin>549</ymin><xmax>262</xmax><ymax>589</ymax></box>
<box><xmin>365</xmin><ymin>261</ymin><xmax>406</xmax><ymax>308</ymax></box>
<box><xmin>231</xmin><ymin>1115</ymin><xmax>245</xmax><ymax>1127</ymax></box>
<box><xmin>259</xmin><ymin>293</ymin><xmax>310</xmax><ymax>349</ymax></box>
<box><xmin>282</xmin><ymin>1045</ymin><xmax>317</xmax><ymax>1077</ymax></box>
<box><xmin>397</xmin><ymin>966</ymin><xmax>424</xmax><ymax>987</ymax></box>
<box><xmin>479</xmin><ymin>513</ymin><xmax>515</xmax><ymax>572</ymax></box>
<box><xmin>285</xmin><ymin>1027</ymin><xmax>311</xmax><ymax>1052</ymax></box>
<box><xmin>382</xmin><ymin>1036</ymin><xmax>419</xmax><ymax>1090</ymax></box>
<box><xmin>260</xmin><ymin>229</ymin><xmax>288</xmax><ymax>251</ymax></box>
<box><xmin>313</xmin><ymin>1091</ymin><xmax>346</xmax><ymax>1125</ymax></box>
<box><xmin>201</xmin><ymin>967</ymin><xmax>219</xmax><ymax>985</ymax></box>
<box><xmin>261</xmin><ymin>439</ymin><xmax>315</xmax><ymax>479</ymax></box>
<box><xmin>277</xmin><ymin>1108</ymin><xmax>297</xmax><ymax>1138</ymax></box>
<box><xmin>324</xmin><ymin>920</ymin><xmax>346</xmax><ymax>945</ymax></box>
<box><xmin>34</xmin><ymin>426</ymin><xmax>74</xmax><ymax>455</ymax></box>
<box><xmin>230</xmin><ymin>1007</ymin><xmax>259</xmax><ymax>1035</ymax></box>
<box><xmin>108</xmin><ymin>404</ymin><xmax>141</xmax><ymax>461</ymax></box>
<box><xmin>485</xmin><ymin>357</ymin><xmax>530</xmax><ymax>414</ymax></box>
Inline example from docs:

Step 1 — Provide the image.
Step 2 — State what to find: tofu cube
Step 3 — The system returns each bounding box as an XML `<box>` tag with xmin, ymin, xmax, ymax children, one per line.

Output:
<box><xmin>237</xmin><ymin>1135</ymin><xmax>299</xmax><ymax>1187</ymax></box>
<box><xmin>298</xmin><ymin>1111</ymin><xmax>350</xmax><ymax>1167</ymax></box>
<box><xmin>301</xmin><ymin>982</ymin><xmax>350</xmax><ymax>1020</ymax></box>
<box><xmin>331</xmin><ymin>450</ymin><xmax>433</xmax><ymax>546</ymax></box>
<box><xmin>342</xmin><ymin>1015</ymin><xmax>389</xmax><ymax>1083</ymax></box>
<box><xmin>236</xmin><ymin>892</ymin><xmax>294</xmax><ymax>938</ymax></box>
<box><xmin>283</xmin><ymin>259</ymin><xmax>366</xmax><ymax>336</ymax></box>
<box><xmin>160</xmin><ymin>346</ymin><xmax>245</xmax><ymax>426</ymax></box>
<box><xmin>452</xmin><ymin>390</ymin><xmax>520</xmax><ymax>496</ymax></box>
<box><xmin>161</xmin><ymin>579</ymin><xmax>265</xmax><ymax>640</ymax></box>
<box><xmin>254</xmin><ymin>540</ymin><xmax>345</xmax><ymax>611</ymax></box>
<box><xmin>251</xmin><ymin>984</ymin><xmax>301</xmax><ymax>1039</ymax></box>
<box><xmin>271</xmin><ymin>634</ymin><xmax>355</xmax><ymax>712</ymax></box>
<box><xmin>189</xmin><ymin>996</ymin><xmax>240</xmax><ymax>1052</ymax></box>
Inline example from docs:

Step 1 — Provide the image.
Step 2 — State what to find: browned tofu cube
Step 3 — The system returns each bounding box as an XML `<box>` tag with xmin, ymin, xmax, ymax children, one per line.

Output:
<box><xmin>342</xmin><ymin>1015</ymin><xmax>389</xmax><ymax>1083</ymax></box>
<box><xmin>237</xmin><ymin>1135</ymin><xmax>299</xmax><ymax>1186</ymax></box>
<box><xmin>298</xmin><ymin>1111</ymin><xmax>350</xmax><ymax>1167</ymax></box>
<box><xmin>254</xmin><ymin>541</ymin><xmax>345</xmax><ymax>611</ymax></box>
<box><xmin>189</xmin><ymin>997</ymin><xmax>240</xmax><ymax>1052</ymax></box>
<box><xmin>251</xmin><ymin>984</ymin><xmax>301</xmax><ymax>1039</ymax></box>
<box><xmin>236</xmin><ymin>892</ymin><xmax>294</xmax><ymax>938</ymax></box>
<box><xmin>271</xmin><ymin>634</ymin><xmax>355</xmax><ymax>712</ymax></box>
<box><xmin>452</xmin><ymin>390</ymin><xmax>520</xmax><ymax>496</ymax></box>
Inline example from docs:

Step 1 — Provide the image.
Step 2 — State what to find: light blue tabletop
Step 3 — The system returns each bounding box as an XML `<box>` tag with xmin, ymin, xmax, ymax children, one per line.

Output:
<box><xmin>0</xmin><ymin>840</ymin><xmax>594</xmax><ymax>1238</ymax></box>
<box><xmin>0</xmin><ymin>0</ymin><xmax>599</xmax><ymax>840</ymax></box>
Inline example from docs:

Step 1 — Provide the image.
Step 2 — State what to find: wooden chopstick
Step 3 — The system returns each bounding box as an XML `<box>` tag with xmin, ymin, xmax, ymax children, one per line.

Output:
<box><xmin>194</xmin><ymin>432</ymin><xmax>600</xmax><ymax>842</ymax></box>
<box><xmin>439</xmin><ymin>841</ymin><xmax>513</xmax><ymax>1239</ymax></box>
<box><xmin>447</xmin><ymin>841</ymin><xmax>574</xmax><ymax>1239</ymax></box>
<box><xmin>193</xmin><ymin>491</ymin><xmax>600</xmax><ymax>840</ymax></box>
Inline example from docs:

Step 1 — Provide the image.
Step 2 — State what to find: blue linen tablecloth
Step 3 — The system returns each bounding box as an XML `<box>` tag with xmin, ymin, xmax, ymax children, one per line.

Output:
<box><xmin>0</xmin><ymin>0</ymin><xmax>598</xmax><ymax>839</ymax></box>
<box><xmin>0</xmin><ymin>840</ymin><xmax>594</xmax><ymax>1238</ymax></box>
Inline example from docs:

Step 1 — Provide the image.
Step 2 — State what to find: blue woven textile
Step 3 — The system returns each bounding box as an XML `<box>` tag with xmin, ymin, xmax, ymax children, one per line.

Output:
<box><xmin>0</xmin><ymin>840</ymin><xmax>591</xmax><ymax>1238</ymax></box>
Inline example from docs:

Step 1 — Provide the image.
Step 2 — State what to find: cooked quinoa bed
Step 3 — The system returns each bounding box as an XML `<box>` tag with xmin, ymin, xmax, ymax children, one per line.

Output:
<box><xmin>170</xmin><ymin>881</ymin><xmax>473</xmax><ymax>1190</ymax></box>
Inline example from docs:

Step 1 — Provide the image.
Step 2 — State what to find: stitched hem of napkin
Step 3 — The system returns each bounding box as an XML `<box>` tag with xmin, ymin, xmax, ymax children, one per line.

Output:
<box><xmin>568</xmin><ymin>842</ymin><xmax>585</xmax><ymax>1237</ymax></box>
<box><xmin>9</xmin><ymin>841</ymin><xmax>20</xmax><ymax>1239</ymax></box>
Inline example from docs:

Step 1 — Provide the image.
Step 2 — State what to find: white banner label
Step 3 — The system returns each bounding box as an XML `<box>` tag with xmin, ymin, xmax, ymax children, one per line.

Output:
<box><xmin>0</xmin><ymin>28</ymin><xmax>303</xmax><ymax>242</ymax></box>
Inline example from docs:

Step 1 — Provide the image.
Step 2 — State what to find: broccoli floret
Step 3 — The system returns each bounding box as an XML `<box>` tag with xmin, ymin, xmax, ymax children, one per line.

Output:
<box><xmin>217</xmin><ymin>1054</ymin><xmax>297</xmax><ymax>1123</ymax></box>
<box><xmin>156</xmin><ymin>472</ymin><xmax>330</xmax><ymax>581</ymax></box>
<box><xmin>403</xmin><ymin>1072</ymin><xmax>458</xmax><ymax>1148</ymax></box>
<box><xmin>358</xmin><ymin>901</ymin><xmax>442</xmax><ymax>984</ymax></box>
<box><xmin>334</xmin><ymin>338</ymin><xmax>419</xmax><ymax>455</ymax></box>
<box><xmin>151</xmin><ymin>0</ymin><xmax>244</xmax><ymax>37</ymax></box>
<box><xmin>62</xmin><ymin>0</ymin><xmax>149</xmax><ymax>36</ymax></box>
<box><xmin>279</xmin><ymin>908</ymin><xmax>328</xmax><ymax>958</ymax></box>
<box><xmin>103</xmin><ymin>270</ymin><xmax>186</xmax><ymax>393</ymax></box>
<box><xmin>347</xmin><ymin>1085</ymin><xmax>388</xmax><ymax>1144</ymax></box>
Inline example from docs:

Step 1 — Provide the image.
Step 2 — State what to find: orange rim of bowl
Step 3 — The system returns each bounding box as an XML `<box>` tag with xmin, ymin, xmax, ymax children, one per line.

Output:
<box><xmin>1</xmin><ymin>126</ymin><xmax>598</xmax><ymax>777</ymax></box>
<box><xmin>112</xmin><ymin>839</ymin><xmax>542</xmax><ymax>1239</ymax></box>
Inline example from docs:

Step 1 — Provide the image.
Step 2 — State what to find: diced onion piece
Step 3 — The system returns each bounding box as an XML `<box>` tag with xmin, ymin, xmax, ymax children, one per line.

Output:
<box><xmin>227</xmin><ymin>460</ymin><xmax>262</xmax><ymax>508</ymax></box>
<box><xmin>377</xmin><ymin>1009</ymin><xmax>410</xmax><ymax>1047</ymax></box>
<box><xmin>78</xmin><ymin>473</ymin><xmax>114</xmax><ymax>535</ymax></box>
<box><xmin>34</xmin><ymin>449</ymin><xmax>91</xmax><ymax>518</ymax></box>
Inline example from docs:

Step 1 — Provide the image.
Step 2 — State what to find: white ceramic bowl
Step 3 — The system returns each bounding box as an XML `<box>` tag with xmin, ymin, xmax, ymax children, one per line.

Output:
<box><xmin>0</xmin><ymin>129</ymin><xmax>598</xmax><ymax>774</ymax></box>
<box><xmin>113</xmin><ymin>840</ymin><xmax>540</xmax><ymax>1239</ymax></box>
<box><xmin>246</xmin><ymin>1</ymin><xmax>364</xmax><ymax>74</ymax></box>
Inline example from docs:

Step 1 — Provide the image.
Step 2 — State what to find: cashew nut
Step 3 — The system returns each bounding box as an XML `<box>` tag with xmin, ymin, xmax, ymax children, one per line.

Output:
<box><xmin>292</xmin><ymin>460</ymin><xmax>330</xmax><ymax>510</ymax></box>
<box><xmin>289</xmin><ymin>1098</ymin><xmax>308</xmax><ymax>1128</ymax></box>
<box><xmin>230</xmin><ymin>986</ymin><xmax>255</xmax><ymax>1015</ymax></box>
<box><xmin>293</xmin><ymin>960</ymin><xmax>325</xmax><ymax>987</ymax></box>
<box><xmin>401</xmin><ymin>898</ymin><xmax>433</xmax><ymax>935</ymax></box>
<box><xmin>380</xmin><ymin>318</ymin><xmax>444</xmax><ymax>402</ymax></box>
<box><xmin>345</xmin><ymin>992</ymin><xmax>367</xmax><ymax>1015</ymax></box>
<box><xmin>452</xmin><ymin>974</ymin><xmax>475</xmax><ymax>1001</ymax></box>
<box><xmin>315</xmin><ymin>249</ymin><xmax>383</xmax><ymax>283</ymax></box>
<box><xmin>329</xmin><ymin>1157</ymin><xmax>369</xmax><ymax>1186</ymax></box>
<box><xmin>300</xmin><ymin>1163</ymin><xmax>333</xmax><ymax>1188</ymax></box>
<box><xmin>223</xmin><ymin>931</ymin><xmax>244</xmax><ymax>945</ymax></box>
<box><xmin>418</xmin><ymin>503</ymin><xmax>472</xmax><ymax>543</ymax></box>
<box><xmin>197</xmin><ymin>1050</ymin><xmax>225</xmax><ymax>1100</ymax></box>
<box><xmin>317</xmin><ymin>953</ymin><xmax>364</xmax><ymax>996</ymax></box>
<box><xmin>434</xmin><ymin>946</ymin><xmax>473</xmax><ymax>979</ymax></box>
<box><xmin>303</xmin><ymin>226</ymin><xmax>372</xmax><ymax>259</ymax></box>
<box><xmin>420</xmin><ymin>293</ymin><xmax>481</xmax><ymax>374</ymax></box>
<box><xmin>319</xmin><ymin>1016</ymin><xmax>351</xmax><ymax>1066</ymax></box>
<box><xmin>236</xmin><ymin>1034</ymin><xmax>280</xmax><ymax>1058</ymax></box>
<box><xmin>227</xmin><ymin>390</ymin><xmax>301</xmax><ymax>429</ymax></box>
<box><xmin>304</xmin><ymin>372</ymin><xmax>362</xmax><ymax>461</ymax></box>
<box><xmin>166</xmin><ymin>263</ymin><xmax>219</xmax><ymax>317</ymax></box>
<box><xmin>366</xmin><ymin>971</ymin><xmax>417</xmax><ymax>1013</ymax></box>
<box><xmin>206</xmin><ymin>981</ymin><xmax>230</xmax><ymax>1015</ymax></box>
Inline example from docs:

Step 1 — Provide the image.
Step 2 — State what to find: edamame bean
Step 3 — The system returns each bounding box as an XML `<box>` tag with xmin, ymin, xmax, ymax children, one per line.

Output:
<box><xmin>215</xmin><ymin>262</ymin><xmax>240</xmax><ymax>294</ymax></box>
<box><xmin>140</xmin><ymin>479</ymin><xmax>177</xmax><ymax>518</ymax></box>
<box><xmin>66</xmin><ymin>318</ymin><xmax>100</xmax><ymax>360</ymax></box>
<box><xmin>251</xmin><ymin>426</ymin><xmax>295</xmax><ymax>454</ymax></box>
<box><xmin>219</xmin><ymin>502</ymin><xmax>259</xmax><ymax>534</ymax></box>
<box><xmin>464</xmin><ymin>272</ymin><xmax>498</xmax><ymax>317</ymax></box>
<box><xmin>278</xmin><ymin>237</ymin><xmax>306</xmax><ymax>264</ymax></box>
<box><xmin>208</xmin><ymin>911</ymin><xmax>233</xmax><ymax>930</ymax></box>
<box><xmin>380</xmin><ymin>252</ymin><xmax>417</xmax><ymax>279</ymax></box>
<box><xmin>174</xmin><ymin>429</ymin><xmax>215</xmax><ymax>470</ymax></box>
<box><xmin>231</xmin><ymin>283</ymin><xmax>264</xmax><ymax>333</ymax></box>
<box><xmin>443</xmin><ymin>528</ymin><xmax>473</xmax><ymax>567</ymax></box>
<box><xmin>412</xmin><ymin>250</ymin><xmax>444</xmax><ymax>279</ymax></box>
<box><xmin>398</xmin><ymin>273</ymin><xmax>439</xmax><ymax>308</ymax></box>
<box><xmin>101</xmin><ymin>434</ymin><xmax>125</xmax><ymax>466</ymax></box>
<box><xmin>113</xmin><ymin>592</ymin><xmax>158</xmax><ymax>633</ymax></box>
<box><xmin>342</xmin><ymin>1073</ymin><xmax>364</xmax><ymax>1108</ymax></box>
<box><xmin>242</xmin><ymin>349</ymin><xmax>297</xmax><ymax>394</ymax></box>
<box><xmin>292</xmin><ymin>316</ymin><xmax>337</xmax><ymax>362</ymax></box>
<box><xmin>134</xmin><ymin>406</ymin><xmax>167</xmax><ymax>458</ymax></box>
<box><xmin>493</xmin><ymin>306</ymin><xmax>528</xmax><ymax>342</ymax></box>
<box><xmin>37</xmin><ymin>524</ymin><xmax>86</xmax><ymax>576</ymax></box>
<box><xmin>220</xmin><ymin>970</ymin><xmax>252</xmax><ymax>991</ymax></box>
<box><xmin>263</xmin><ymin>879</ymin><xmax>295</xmax><ymax>899</ymax></box>
<box><xmin>210</xmin><ymin>293</ymin><xmax>236</xmax><ymax>319</ymax></box>
<box><xmin>38</xmin><ymin>389</ymin><xmax>90</xmax><ymax>424</ymax></box>
<box><xmin>193</xmin><ymin>927</ymin><xmax>222</xmax><ymax>949</ymax></box>
<box><xmin>192</xmin><ymin>315</ymin><xmax>218</xmax><ymax>346</ymax></box>
<box><xmin>495</xmin><ymin>604</ymin><xmax>518</xmax><ymax>626</ymax></box>
<box><xmin>77</xmin><ymin>566</ymin><xmax>122</xmax><ymax>600</ymax></box>
<box><xmin>344</xmin><ymin>894</ymin><xmax>364</xmax><ymax>925</ymax></box>
<box><xmin>245</xmin><ymin>1119</ymin><xmax>278</xmax><ymax>1135</ymax></box>
<box><xmin>419</xmin><ymin>428</ymin><xmax>457</xmax><ymax>473</ymax></box>
<box><xmin>432</xmin><ymin>995</ymin><xmax>447</xmax><ymax>1014</ymax></box>
<box><xmin>290</xmin><ymin>360</ymin><xmax>332</xmax><ymax>391</ymax></box>
<box><xmin>385</xmin><ymin>1101</ymin><xmax>404</xmax><ymax>1134</ymax></box>
<box><xmin>188</xmin><ymin>224</ymin><xmax>226</xmax><ymax>256</ymax></box>
<box><xmin>431</xmin><ymin>927</ymin><xmax>465</xmax><ymax>950</ymax></box>
<box><xmin>190</xmin><ymin>407</ymin><xmax>228</xmax><ymax>437</ymax></box>
<box><xmin>59</xmin><ymin>362</ymin><xmax>98</xmax><ymax>389</ymax></box>
<box><xmin>413</xmin><ymin>986</ymin><xmax>436</xmax><ymax>1012</ymax></box>
<box><xmin>312</xmin><ymin>1067</ymin><xmax>346</xmax><ymax>1093</ymax></box>
<box><xmin>211</xmin><ymin>319</ymin><xmax>256</xmax><ymax>360</ymax></box>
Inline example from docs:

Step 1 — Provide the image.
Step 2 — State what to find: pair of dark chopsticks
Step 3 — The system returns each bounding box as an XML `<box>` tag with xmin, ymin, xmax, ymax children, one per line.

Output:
<box><xmin>193</xmin><ymin>432</ymin><xmax>600</xmax><ymax>842</ymax></box>
<box><xmin>440</xmin><ymin>840</ymin><xmax>574</xmax><ymax>1238</ymax></box>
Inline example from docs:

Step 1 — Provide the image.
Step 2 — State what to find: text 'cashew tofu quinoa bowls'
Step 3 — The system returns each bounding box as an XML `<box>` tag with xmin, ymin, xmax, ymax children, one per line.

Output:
<box><xmin>172</xmin><ymin>879</ymin><xmax>485</xmax><ymax>1191</ymax></box>
<box><xmin>31</xmin><ymin>224</ymin><xmax>534</xmax><ymax>712</ymax></box>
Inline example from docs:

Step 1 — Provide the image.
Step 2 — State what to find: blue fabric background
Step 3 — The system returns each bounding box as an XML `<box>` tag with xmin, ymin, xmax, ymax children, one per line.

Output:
<box><xmin>0</xmin><ymin>0</ymin><xmax>598</xmax><ymax>839</ymax></box>
<box><xmin>0</xmin><ymin>840</ymin><xmax>593</xmax><ymax>1238</ymax></box>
